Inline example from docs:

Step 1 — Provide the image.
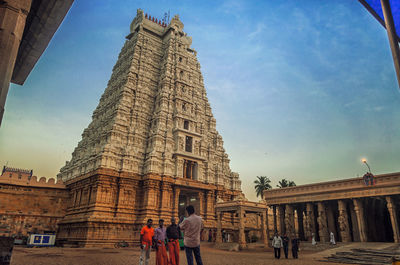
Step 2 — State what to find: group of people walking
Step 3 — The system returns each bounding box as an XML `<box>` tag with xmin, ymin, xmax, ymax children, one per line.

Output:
<box><xmin>138</xmin><ymin>205</ymin><xmax>312</xmax><ymax>264</ymax></box>
<box><xmin>272</xmin><ymin>233</ymin><xmax>300</xmax><ymax>259</ymax></box>
<box><xmin>139</xmin><ymin>205</ymin><xmax>204</xmax><ymax>265</ymax></box>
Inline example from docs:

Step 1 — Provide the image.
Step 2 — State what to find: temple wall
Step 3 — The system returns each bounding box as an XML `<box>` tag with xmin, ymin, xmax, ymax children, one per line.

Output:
<box><xmin>0</xmin><ymin>168</ymin><xmax>68</xmax><ymax>238</ymax></box>
<box><xmin>55</xmin><ymin>169</ymin><xmax>241</xmax><ymax>247</ymax></box>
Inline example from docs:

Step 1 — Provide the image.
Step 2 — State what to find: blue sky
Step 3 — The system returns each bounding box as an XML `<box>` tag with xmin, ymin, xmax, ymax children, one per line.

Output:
<box><xmin>1</xmin><ymin>0</ymin><xmax>399</xmax><ymax>201</ymax></box>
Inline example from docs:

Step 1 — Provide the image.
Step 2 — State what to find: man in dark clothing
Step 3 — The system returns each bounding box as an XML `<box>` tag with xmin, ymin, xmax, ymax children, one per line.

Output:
<box><xmin>291</xmin><ymin>237</ymin><xmax>300</xmax><ymax>259</ymax></box>
<box><xmin>282</xmin><ymin>233</ymin><xmax>289</xmax><ymax>259</ymax></box>
<box><xmin>167</xmin><ymin>217</ymin><xmax>181</xmax><ymax>265</ymax></box>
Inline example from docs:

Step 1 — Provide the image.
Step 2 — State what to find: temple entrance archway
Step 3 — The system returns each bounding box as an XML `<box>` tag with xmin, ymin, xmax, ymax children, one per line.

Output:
<box><xmin>178</xmin><ymin>191</ymin><xmax>200</xmax><ymax>218</ymax></box>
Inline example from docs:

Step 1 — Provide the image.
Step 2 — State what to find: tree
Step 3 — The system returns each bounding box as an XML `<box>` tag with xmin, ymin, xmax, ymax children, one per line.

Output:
<box><xmin>276</xmin><ymin>178</ymin><xmax>296</xmax><ymax>188</ymax></box>
<box><xmin>254</xmin><ymin>176</ymin><xmax>272</xmax><ymax>199</ymax></box>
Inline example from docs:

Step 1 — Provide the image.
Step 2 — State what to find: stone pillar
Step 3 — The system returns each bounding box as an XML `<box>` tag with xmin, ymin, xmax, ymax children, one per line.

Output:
<box><xmin>216</xmin><ymin>211</ymin><xmax>222</xmax><ymax>243</ymax></box>
<box><xmin>173</xmin><ymin>187</ymin><xmax>180</xmax><ymax>218</ymax></box>
<box><xmin>317</xmin><ymin>202</ymin><xmax>329</xmax><ymax>242</ymax></box>
<box><xmin>386</xmin><ymin>196</ymin><xmax>400</xmax><ymax>243</ymax></box>
<box><xmin>205</xmin><ymin>190</ymin><xmax>214</xmax><ymax>221</ymax></box>
<box><xmin>160</xmin><ymin>181</ymin><xmax>172</xmax><ymax>218</ymax></box>
<box><xmin>266</xmin><ymin>207</ymin><xmax>270</xmax><ymax>240</ymax></box>
<box><xmin>338</xmin><ymin>200</ymin><xmax>351</xmax><ymax>242</ymax></box>
<box><xmin>77</xmin><ymin>189</ymin><xmax>82</xmax><ymax>207</ymax></box>
<box><xmin>285</xmin><ymin>204</ymin><xmax>295</xmax><ymax>237</ymax></box>
<box><xmin>238</xmin><ymin>207</ymin><xmax>246</xmax><ymax>249</ymax></box>
<box><xmin>261</xmin><ymin>210</ymin><xmax>268</xmax><ymax>248</ymax></box>
<box><xmin>294</xmin><ymin>209</ymin><xmax>299</xmax><ymax>238</ymax></box>
<box><xmin>0</xmin><ymin>0</ymin><xmax>32</xmax><ymax>125</ymax></box>
<box><xmin>303</xmin><ymin>210</ymin><xmax>309</xmax><ymax>240</ymax></box>
<box><xmin>273</xmin><ymin>206</ymin><xmax>277</xmax><ymax>233</ymax></box>
<box><xmin>192</xmin><ymin>162</ymin><xmax>197</xmax><ymax>180</ymax></box>
<box><xmin>129</xmin><ymin>179</ymin><xmax>139</xmax><ymax>212</ymax></box>
<box><xmin>73</xmin><ymin>190</ymin><xmax>78</xmax><ymax>207</ymax></box>
<box><xmin>353</xmin><ymin>198</ymin><xmax>367</xmax><ymax>242</ymax></box>
<box><xmin>189</xmin><ymin>161</ymin><xmax>192</xmax><ymax>179</ymax></box>
<box><xmin>349</xmin><ymin>201</ymin><xmax>360</xmax><ymax>242</ymax></box>
<box><xmin>183</xmin><ymin>161</ymin><xmax>187</xmax><ymax>178</ymax></box>
<box><xmin>278</xmin><ymin>205</ymin><xmax>285</xmax><ymax>234</ymax></box>
<box><xmin>142</xmin><ymin>179</ymin><xmax>160</xmax><ymax>219</ymax></box>
<box><xmin>306</xmin><ymin>203</ymin><xmax>316</xmax><ymax>238</ymax></box>
<box><xmin>198</xmin><ymin>191</ymin><xmax>205</xmax><ymax>217</ymax></box>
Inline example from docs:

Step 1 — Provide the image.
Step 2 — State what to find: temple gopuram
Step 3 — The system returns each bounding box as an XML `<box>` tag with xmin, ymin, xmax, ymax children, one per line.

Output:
<box><xmin>56</xmin><ymin>9</ymin><xmax>243</xmax><ymax>247</ymax></box>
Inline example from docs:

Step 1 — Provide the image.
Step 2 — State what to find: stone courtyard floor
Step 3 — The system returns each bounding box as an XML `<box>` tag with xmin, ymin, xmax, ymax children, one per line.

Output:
<box><xmin>9</xmin><ymin>242</ymin><xmax>396</xmax><ymax>265</ymax></box>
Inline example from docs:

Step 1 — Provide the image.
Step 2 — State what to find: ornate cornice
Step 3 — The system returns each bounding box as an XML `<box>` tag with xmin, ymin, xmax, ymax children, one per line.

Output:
<box><xmin>216</xmin><ymin>200</ymin><xmax>267</xmax><ymax>213</ymax></box>
<box><xmin>264</xmin><ymin>172</ymin><xmax>400</xmax><ymax>205</ymax></box>
<box><xmin>65</xmin><ymin>168</ymin><xmax>142</xmax><ymax>186</ymax></box>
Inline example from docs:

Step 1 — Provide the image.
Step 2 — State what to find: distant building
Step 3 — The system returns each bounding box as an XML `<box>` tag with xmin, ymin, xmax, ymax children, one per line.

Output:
<box><xmin>0</xmin><ymin>0</ymin><xmax>74</xmax><ymax>126</ymax></box>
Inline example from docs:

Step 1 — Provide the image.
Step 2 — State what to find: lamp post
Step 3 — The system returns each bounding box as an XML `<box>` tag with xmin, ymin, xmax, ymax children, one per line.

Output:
<box><xmin>361</xmin><ymin>158</ymin><xmax>371</xmax><ymax>173</ymax></box>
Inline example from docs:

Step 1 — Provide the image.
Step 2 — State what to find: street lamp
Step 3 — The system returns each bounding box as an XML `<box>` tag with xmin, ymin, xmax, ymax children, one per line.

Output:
<box><xmin>361</xmin><ymin>158</ymin><xmax>371</xmax><ymax>173</ymax></box>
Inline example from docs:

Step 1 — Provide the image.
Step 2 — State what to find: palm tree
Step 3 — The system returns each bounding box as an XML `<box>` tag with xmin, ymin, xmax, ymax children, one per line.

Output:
<box><xmin>277</xmin><ymin>178</ymin><xmax>296</xmax><ymax>188</ymax></box>
<box><xmin>254</xmin><ymin>176</ymin><xmax>272</xmax><ymax>199</ymax></box>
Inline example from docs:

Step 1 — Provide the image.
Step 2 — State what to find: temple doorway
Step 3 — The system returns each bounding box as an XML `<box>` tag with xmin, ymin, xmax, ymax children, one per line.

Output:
<box><xmin>178</xmin><ymin>191</ymin><xmax>200</xmax><ymax>218</ymax></box>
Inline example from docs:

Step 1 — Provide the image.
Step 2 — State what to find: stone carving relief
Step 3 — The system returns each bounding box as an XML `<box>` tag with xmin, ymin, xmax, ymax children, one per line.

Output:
<box><xmin>285</xmin><ymin>209</ymin><xmax>295</xmax><ymax>237</ymax></box>
<box><xmin>234</xmin><ymin>193</ymin><xmax>248</xmax><ymax>201</ymax></box>
<box><xmin>216</xmin><ymin>196</ymin><xmax>224</xmax><ymax>203</ymax></box>
<box><xmin>245</xmin><ymin>214</ymin><xmax>258</xmax><ymax>226</ymax></box>
<box><xmin>338</xmin><ymin>213</ymin><xmax>347</xmax><ymax>234</ymax></box>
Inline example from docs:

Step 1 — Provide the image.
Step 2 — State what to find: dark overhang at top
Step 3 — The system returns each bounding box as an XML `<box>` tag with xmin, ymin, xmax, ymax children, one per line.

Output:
<box><xmin>359</xmin><ymin>0</ymin><xmax>400</xmax><ymax>42</ymax></box>
<box><xmin>359</xmin><ymin>0</ymin><xmax>400</xmax><ymax>89</ymax></box>
<box><xmin>11</xmin><ymin>0</ymin><xmax>74</xmax><ymax>85</ymax></box>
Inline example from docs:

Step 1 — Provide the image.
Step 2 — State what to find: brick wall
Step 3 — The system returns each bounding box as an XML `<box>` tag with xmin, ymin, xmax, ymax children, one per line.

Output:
<box><xmin>0</xmin><ymin>168</ymin><xmax>68</xmax><ymax>237</ymax></box>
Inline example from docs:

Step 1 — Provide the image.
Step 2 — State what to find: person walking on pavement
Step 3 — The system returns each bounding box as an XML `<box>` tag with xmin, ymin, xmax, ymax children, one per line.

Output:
<box><xmin>330</xmin><ymin>231</ymin><xmax>336</xmax><ymax>245</ymax></box>
<box><xmin>281</xmin><ymin>233</ymin><xmax>289</xmax><ymax>259</ymax></box>
<box><xmin>179</xmin><ymin>205</ymin><xmax>204</xmax><ymax>265</ymax></box>
<box><xmin>154</xmin><ymin>219</ymin><xmax>169</xmax><ymax>265</ymax></box>
<box><xmin>167</xmin><ymin>217</ymin><xmax>181</xmax><ymax>265</ymax></box>
<box><xmin>272</xmin><ymin>232</ymin><xmax>283</xmax><ymax>259</ymax></box>
<box><xmin>139</xmin><ymin>219</ymin><xmax>154</xmax><ymax>265</ymax></box>
<box><xmin>291</xmin><ymin>236</ymin><xmax>300</xmax><ymax>259</ymax></box>
<box><xmin>312</xmin><ymin>232</ymin><xmax>317</xmax><ymax>246</ymax></box>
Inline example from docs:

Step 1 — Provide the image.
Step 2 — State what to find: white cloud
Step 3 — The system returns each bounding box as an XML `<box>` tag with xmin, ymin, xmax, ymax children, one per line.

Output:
<box><xmin>247</xmin><ymin>23</ymin><xmax>266</xmax><ymax>40</ymax></box>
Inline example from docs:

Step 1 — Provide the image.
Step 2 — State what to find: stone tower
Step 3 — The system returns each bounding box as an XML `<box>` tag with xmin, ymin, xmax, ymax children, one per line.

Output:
<box><xmin>57</xmin><ymin>9</ymin><xmax>241</xmax><ymax>247</ymax></box>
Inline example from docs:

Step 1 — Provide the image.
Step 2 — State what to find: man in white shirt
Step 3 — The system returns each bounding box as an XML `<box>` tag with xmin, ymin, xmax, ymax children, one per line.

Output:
<box><xmin>179</xmin><ymin>205</ymin><xmax>203</xmax><ymax>265</ymax></box>
<box><xmin>272</xmin><ymin>232</ymin><xmax>283</xmax><ymax>259</ymax></box>
<box><xmin>330</xmin><ymin>231</ymin><xmax>336</xmax><ymax>245</ymax></box>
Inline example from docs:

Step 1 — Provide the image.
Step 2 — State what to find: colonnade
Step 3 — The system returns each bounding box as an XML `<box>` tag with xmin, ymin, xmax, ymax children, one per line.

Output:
<box><xmin>215</xmin><ymin>203</ymin><xmax>269</xmax><ymax>249</ymax></box>
<box><xmin>271</xmin><ymin>195</ymin><xmax>400</xmax><ymax>243</ymax></box>
<box><xmin>183</xmin><ymin>160</ymin><xmax>198</xmax><ymax>180</ymax></box>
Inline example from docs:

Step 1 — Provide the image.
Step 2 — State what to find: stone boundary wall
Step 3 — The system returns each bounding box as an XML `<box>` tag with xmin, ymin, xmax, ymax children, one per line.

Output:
<box><xmin>0</xmin><ymin>169</ymin><xmax>68</xmax><ymax>238</ymax></box>
<box><xmin>0</xmin><ymin>169</ymin><xmax>65</xmax><ymax>189</ymax></box>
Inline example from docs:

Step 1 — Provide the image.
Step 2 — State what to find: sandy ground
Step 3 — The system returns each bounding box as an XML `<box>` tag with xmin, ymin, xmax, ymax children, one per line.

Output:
<box><xmin>9</xmin><ymin>242</ymin><xmax>396</xmax><ymax>265</ymax></box>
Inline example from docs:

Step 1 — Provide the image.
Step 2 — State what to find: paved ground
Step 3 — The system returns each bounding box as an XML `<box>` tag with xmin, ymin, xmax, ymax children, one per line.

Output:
<box><xmin>9</xmin><ymin>242</ymin><xmax>396</xmax><ymax>265</ymax></box>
